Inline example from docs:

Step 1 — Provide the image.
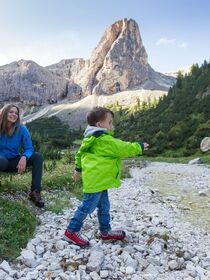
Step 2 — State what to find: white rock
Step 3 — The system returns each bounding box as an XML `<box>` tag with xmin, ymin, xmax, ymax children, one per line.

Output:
<box><xmin>168</xmin><ymin>260</ymin><xmax>179</xmax><ymax>270</ymax></box>
<box><xmin>5</xmin><ymin>276</ymin><xmax>14</xmax><ymax>280</ymax></box>
<box><xmin>126</xmin><ymin>266</ymin><xmax>135</xmax><ymax>275</ymax></box>
<box><xmin>31</xmin><ymin>237</ymin><xmax>42</xmax><ymax>246</ymax></box>
<box><xmin>100</xmin><ymin>270</ymin><xmax>109</xmax><ymax>278</ymax></box>
<box><xmin>36</xmin><ymin>245</ymin><xmax>45</xmax><ymax>255</ymax></box>
<box><xmin>188</xmin><ymin>158</ymin><xmax>202</xmax><ymax>164</ymax></box>
<box><xmin>26</xmin><ymin>270</ymin><xmax>39</xmax><ymax>279</ymax></box>
<box><xmin>89</xmin><ymin>271</ymin><xmax>101</xmax><ymax>280</ymax></box>
<box><xmin>55</xmin><ymin>240</ymin><xmax>68</xmax><ymax>250</ymax></box>
<box><xmin>198</xmin><ymin>190</ymin><xmax>208</xmax><ymax>196</ymax></box>
<box><xmin>20</xmin><ymin>250</ymin><xmax>38</xmax><ymax>268</ymax></box>
<box><xmin>0</xmin><ymin>269</ymin><xmax>8</xmax><ymax>280</ymax></box>
<box><xmin>150</xmin><ymin>240</ymin><xmax>163</xmax><ymax>255</ymax></box>
<box><xmin>87</xmin><ymin>246</ymin><xmax>105</xmax><ymax>272</ymax></box>
<box><xmin>0</xmin><ymin>261</ymin><xmax>12</xmax><ymax>274</ymax></box>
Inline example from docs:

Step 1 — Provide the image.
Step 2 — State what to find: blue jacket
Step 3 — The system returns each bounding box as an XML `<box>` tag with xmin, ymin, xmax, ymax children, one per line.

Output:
<box><xmin>0</xmin><ymin>124</ymin><xmax>34</xmax><ymax>159</ymax></box>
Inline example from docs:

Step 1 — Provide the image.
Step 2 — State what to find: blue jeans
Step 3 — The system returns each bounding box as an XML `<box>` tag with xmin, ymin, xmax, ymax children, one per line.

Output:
<box><xmin>0</xmin><ymin>152</ymin><xmax>43</xmax><ymax>192</ymax></box>
<box><xmin>68</xmin><ymin>190</ymin><xmax>111</xmax><ymax>234</ymax></box>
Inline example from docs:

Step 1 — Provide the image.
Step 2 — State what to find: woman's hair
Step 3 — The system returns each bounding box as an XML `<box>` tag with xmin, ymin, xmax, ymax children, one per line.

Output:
<box><xmin>0</xmin><ymin>104</ymin><xmax>21</xmax><ymax>136</ymax></box>
<box><xmin>87</xmin><ymin>106</ymin><xmax>114</xmax><ymax>126</ymax></box>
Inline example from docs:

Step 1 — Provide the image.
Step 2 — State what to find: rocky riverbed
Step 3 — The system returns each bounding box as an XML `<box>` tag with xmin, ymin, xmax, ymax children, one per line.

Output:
<box><xmin>0</xmin><ymin>162</ymin><xmax>210</xmax><ymax>280</ymax></box>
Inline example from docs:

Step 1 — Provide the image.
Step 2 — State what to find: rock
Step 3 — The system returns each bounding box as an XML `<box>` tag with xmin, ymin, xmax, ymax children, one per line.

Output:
<box><xmin>19</xmin><ymin>250</ymin><xmax>38</xmax><ymax>268</ymax></box>
<box><xmin>89</xmin><ymin>271</ymin><xmax>101</xmax><ymax>280</ymax></box>
<box><xmin>0</xmin><ymin>269</ymin><xmax>8</xmax><ymax>280</ymax></box>
<box><xmin>0</xmin><ymin>60</ymin><xmax>67</xmax><ymax>105</ymax></box>
<box><xmin>125</xmin><ymin>266</ymin><xmax>135</xmax><ymax>275</ymax></box>
<box><xmin>36</xmin><ymin>244</ymin><xmax>45</xmax><ymax>255</ymax></box>
<box><xmin>198</xmin><ymin>190</ymin><xmax>208</xmax><ymax>196</ymax></box>
<box><xmin>55</xmin><ymin>240</ymin><xmax>68</xmax><ymax>250</ymax></box>
<box><xmin>150</xmin><ymin>240</ymin><xmax>164</xmax><ymax>255</ymax></box>
<box><xmin>188</xmin><ymin>158</ymin><xmax>202</xmax><ymax>164</ymax></box>
<box><xmin>0</xmin><ymin>261</ymin><xmax>12</xmax><ymax>274</ymax></box>
<box><xmin>200</xmin><ymin>137</ymin><xmax>210</xmax><ymax>152</ymax></box>
<box><xmin>87</xmin><ymin>246</ymin><xmax>105</xmax><ymax>272</ymax></box>
<box><xmin>26</xmin><ymin>270</ymin><xmax>39</xmax><ymax>279</ymax></box>
<box><xmin>1</xmin><ymin>161</ymin><xmax>210</xmax><ymax>280</ymax></box>
<box><xmin>0</xmin><ymin>19</ymin><xmax>175</xmax><ymax>107</ymax></box>
<box><xmin>168</xmin><ymin>260</ymin><xmax>179</xmax><ymax>270</ymax></box>
<box><xmin>100</xmin><ymin>270</ymin><xmax>109</xmax><ymax>278</ymax></box>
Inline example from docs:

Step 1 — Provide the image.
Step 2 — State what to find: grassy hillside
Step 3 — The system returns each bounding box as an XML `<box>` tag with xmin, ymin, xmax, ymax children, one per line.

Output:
<box><xmin>113</xmin><ymin>61</ymin><xmax>210</xmax><ymax>157</ymax></box>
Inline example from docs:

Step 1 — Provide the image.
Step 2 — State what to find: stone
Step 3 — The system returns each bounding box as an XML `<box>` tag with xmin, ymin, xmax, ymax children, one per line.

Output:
<box><xmin>100</xmin><ymin>270</ymin><xmax>109</xmax><ymax>278</ymax></box>
<box><xmin>126</xmin><ymin>266</ymin><xmax>135</xmax><ymax>275</ymax></box>
<box><xmin>0</xmin><ymin>60</ymin><xmax>66</xmax><ymax>105</ymax></box>
<box><xmin>87</xmin><ymin>246</ymin><xmax>105</xmax><ymax>272</ymax></box>
<box><xmin>200</xmin><ymin>137</ymin><xmax>210</xmax><ymax>152</ymax></box>
<box><xmin>1</xmin><ymin>162</ymin><xmax>210</xmax><ymax>280</ymax></box>
<box><xmin>89</xmin><ymin>271</ymin><xmax>101</xmax><ymax>280</ymax></box>
<box><xmin>20</xmin><ymin>250</ymin><xmax>38</xmax><ymax>268</ymax></box>
<box><xmin>0</xmin><ymin>261</ymin><xmax>12</xmax><ymax>274</ymax></box>
<box><xmin>0</xmin><ymin>269</ymin><xmax>8</xmax><ymax>280</ymax></box>
<box><xmin>198</xmin><ymin>190</ymin><xmax>208</xmax><ymax>196</ymax></box>
<box><xmin>188</xmin><ymin>158</ymin><xmax>202</xmax><ymax>165</ymax></box>
<box><xmin>168</xmin><ymin>260</ymin><xmax>179</xmax><ymax>270</ymax></box>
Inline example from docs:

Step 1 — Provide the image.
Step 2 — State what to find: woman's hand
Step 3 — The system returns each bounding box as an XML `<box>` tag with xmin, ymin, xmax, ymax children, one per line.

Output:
<box><xmin>72</xmin><ymin>170</ymin><xmax>81</xmax><ymax>182</ymax></box>
<box><xmin>16</xmin><ymin>156</ymin><xmax>27</xmax><ymax>174</ymax></box>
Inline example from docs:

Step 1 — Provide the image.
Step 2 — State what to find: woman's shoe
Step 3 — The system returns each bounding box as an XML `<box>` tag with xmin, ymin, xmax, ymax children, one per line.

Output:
<box><xmin>29</xmin><ymin>191</ymin><xmax>45</xmax><ymax>208</ymax></box>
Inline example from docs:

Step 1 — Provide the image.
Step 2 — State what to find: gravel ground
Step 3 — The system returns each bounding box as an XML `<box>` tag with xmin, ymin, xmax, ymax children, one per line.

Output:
<box><xmin>0</xmin><ymin>161</ymin><xmax>210</xmax><ymax>280</ymax></box>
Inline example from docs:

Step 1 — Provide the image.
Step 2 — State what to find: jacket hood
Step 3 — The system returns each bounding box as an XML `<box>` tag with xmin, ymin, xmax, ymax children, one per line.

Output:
<box><xmin>83</xmin><ymin>125</ymin><xmax>107</xmax><ymax>137</ymax></box>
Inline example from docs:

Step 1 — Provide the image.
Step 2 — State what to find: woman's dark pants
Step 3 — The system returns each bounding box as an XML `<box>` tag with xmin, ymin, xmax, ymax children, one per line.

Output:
<box><xmin>0</xmin><ymin>152</ymin><xmax>43</xmax><ymax>192</ymax></box>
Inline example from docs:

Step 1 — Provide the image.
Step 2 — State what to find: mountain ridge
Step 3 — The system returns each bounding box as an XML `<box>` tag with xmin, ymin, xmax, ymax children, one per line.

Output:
<box><xmin>0</xmin><ymin>18</ymin><xmax>175</xmax><ymax>106</ymax></box>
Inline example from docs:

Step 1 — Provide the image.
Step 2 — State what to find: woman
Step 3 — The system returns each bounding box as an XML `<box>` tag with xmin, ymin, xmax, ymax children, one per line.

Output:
<box><xmin>0</xmin><ymin>104</ymin><xmax>44</xmax><ymax>207</ymax></box>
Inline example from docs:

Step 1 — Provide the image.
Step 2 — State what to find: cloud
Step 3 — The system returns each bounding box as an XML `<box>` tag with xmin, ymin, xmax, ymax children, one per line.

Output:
<box><xmin>155</xmin><ymin>38</ymin><xmax>176</xmax><ymax>46</ymax></box>
<box><xmin>178</xmin><ymin>42</ymin><xmax>188</xmax><ymax>48</ymax></box>
<box><xmin>156</xmin><ymin>37</ymin><xmax>188</xmax><ymax>49</ymax></box>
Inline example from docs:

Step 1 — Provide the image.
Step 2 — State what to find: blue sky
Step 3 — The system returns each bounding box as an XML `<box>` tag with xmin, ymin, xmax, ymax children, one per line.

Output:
<box><xmin>0</xmin><ymin>0</ymin><xmax>209</xmax><ymax>72</ymax></box>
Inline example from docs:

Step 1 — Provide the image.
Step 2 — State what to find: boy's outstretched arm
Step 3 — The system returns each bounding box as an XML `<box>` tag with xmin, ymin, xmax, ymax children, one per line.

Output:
<box><xmin>96</xmin><ymin>136</ymin><xmax>149</xmax><ymax>158</ymax></box>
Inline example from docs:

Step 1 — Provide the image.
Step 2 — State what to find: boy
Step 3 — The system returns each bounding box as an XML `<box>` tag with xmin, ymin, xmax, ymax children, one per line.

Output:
<box><xmin>64</xmin><ymin>107</ymin><xmax>149</xmax><ymax>247</ymax></box>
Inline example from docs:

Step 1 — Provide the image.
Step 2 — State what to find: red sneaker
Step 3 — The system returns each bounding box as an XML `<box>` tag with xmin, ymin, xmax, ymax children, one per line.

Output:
<box><xmin>64</xmin><ymin>229</ymin><xmax>89</xmax><ymax>247</ymax></box>
<box><xmin>100</xmin><ymin>230</ymin><xmax>126</xmax><ymax>241</ymax></box>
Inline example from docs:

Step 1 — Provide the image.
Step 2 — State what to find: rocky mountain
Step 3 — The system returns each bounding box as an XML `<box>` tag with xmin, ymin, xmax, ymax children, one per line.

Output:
<box><xmin>0</xmin><ymin>60</ymin><xmax>67</xmax><ymax>105</ymax></box>
<box><xmin>47</xmin><ymin>18</ymin><xmax>175</xmax><ymax>97</ymax></box>
<box><xmin>0</xmin><ymin>18</ymin><xmax>175</xmax><ymax>106</ymax></box>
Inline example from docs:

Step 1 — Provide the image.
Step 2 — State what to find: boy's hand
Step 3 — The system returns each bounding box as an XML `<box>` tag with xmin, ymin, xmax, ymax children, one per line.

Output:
<box><xmin>72</xmin><ymin>171</ymin><xmax>81</xmax><ymax>182</ymax></box>
<box><xmin>143</xmin><ymin>142</ymin><xmax>149</xmax><ymax>150</ymax></box>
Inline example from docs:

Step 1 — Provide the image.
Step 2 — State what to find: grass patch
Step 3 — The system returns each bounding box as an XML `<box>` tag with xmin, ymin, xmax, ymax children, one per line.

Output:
<box><xmin>0</xmin><ymin>158</ymin><xmax>83</xmax><ymax>261</ymax></box>
<box><xmin>0</xmin><ymin>198</ymin><xmax>38</xmax><ymax>261</ymax></box>
<box><xmin>45</xmin><ymin>191</ymin><xmax>72</xmax><ymax>214</ymax></box>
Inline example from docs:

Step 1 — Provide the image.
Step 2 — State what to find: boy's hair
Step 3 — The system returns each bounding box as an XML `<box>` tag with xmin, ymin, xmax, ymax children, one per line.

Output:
<box><xmin>87</xmin><ymin>107</ymin><xmax>114</xmax><ymax>126</ymax></box>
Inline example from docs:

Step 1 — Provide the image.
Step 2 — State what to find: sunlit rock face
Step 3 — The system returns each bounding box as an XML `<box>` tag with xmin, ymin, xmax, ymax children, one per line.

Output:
<box><xmin>0</xmin><ymin>60</ymin><xmax>67</xmax><ymax>105</ymax></box>
<box><xmin>0</xmin><ymin>18</ymin><xmax>175</xmax><ymax>105</ymax></box>
<box><xmin>73</xmin><ymin>18</ymin><xmax>156</xmax><ymax>95</ymax></box>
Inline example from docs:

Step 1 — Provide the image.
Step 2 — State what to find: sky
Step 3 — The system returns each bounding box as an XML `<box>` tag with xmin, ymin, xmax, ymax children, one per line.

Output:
<box><xmin>0</xmin><ymin>0</ymin><xmax>210</xmax><ymax>73</ymax></box>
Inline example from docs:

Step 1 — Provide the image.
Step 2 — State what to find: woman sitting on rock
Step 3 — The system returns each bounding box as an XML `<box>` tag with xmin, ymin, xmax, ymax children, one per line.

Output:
<box><xmin>0</xmin><ymin>104</ymin><xmax>44</xmax><ymax>207</ymax></box>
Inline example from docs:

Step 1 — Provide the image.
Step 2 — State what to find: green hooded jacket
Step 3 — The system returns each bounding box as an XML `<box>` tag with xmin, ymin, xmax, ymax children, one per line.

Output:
<box><xmin>75</xmin><ymin>126</ymin><xmax>143</xmax><ymax>193</ymax></box>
